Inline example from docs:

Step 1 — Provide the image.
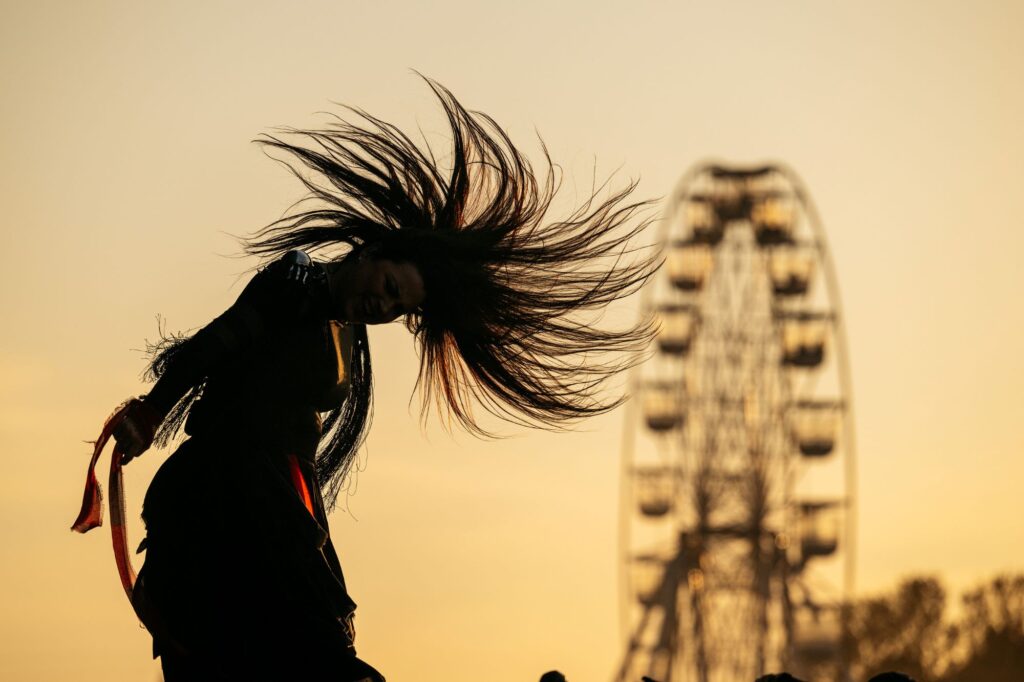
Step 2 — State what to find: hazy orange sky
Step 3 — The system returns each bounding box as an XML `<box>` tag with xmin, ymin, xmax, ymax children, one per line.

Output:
<box><xmin>1</xmin><ymin>1</ymin><xmax>1022</xmax><ymax>680</ymax></box>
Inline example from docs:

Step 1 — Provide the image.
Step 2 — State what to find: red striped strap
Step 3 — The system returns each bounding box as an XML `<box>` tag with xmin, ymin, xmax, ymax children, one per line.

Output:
<box><xmin>71</xmin><ymin>400</ymin><xmax>139</xmax><ymax>603</ymax></box>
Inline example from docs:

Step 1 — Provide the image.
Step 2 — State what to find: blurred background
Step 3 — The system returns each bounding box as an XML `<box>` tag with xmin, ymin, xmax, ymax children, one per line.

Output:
<box><xmin>0</xmin><ymin>1</ymin><xmax>1021</xmax><ymax>680</ymax></box>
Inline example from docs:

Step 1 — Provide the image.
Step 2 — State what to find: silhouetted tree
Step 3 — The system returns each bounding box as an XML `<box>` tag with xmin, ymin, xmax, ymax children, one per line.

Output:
<box><xmin>939</xmin><ymin>574</ymin><xmax>1024</xmax><ymax>682</ymax></box>
<box><xmin>845</xmin><ymin>577</ymin><xmax>952</xmax><ymax>680</ymax></box>
<box><xmin>842</xmin><ymin>573</ymin><xmax>1024</xmax><ymax>681</ymax></box>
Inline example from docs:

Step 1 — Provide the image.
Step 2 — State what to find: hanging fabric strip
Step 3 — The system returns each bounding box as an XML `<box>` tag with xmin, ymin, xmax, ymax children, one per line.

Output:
<box><xmin>71</xmin><ymin>400</ymin><xmax>139</xmax><ymax>602</ymax></box>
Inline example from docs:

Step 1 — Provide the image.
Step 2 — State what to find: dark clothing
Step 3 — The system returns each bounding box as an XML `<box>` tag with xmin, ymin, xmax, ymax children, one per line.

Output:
<box><xmin>136</xmin><ymin>254</ymin><xmax>380</xmax><ymax>680</ymax></box>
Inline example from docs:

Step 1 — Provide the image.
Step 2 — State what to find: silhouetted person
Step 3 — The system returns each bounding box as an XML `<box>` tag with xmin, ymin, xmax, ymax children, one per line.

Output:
<box><xmin>755</xmin><ymin>674</ymin><xmax>806</xmax><ymax>682</ymax></box>
<box><xmin>71</xmin><ymin>78</ymin><xmax>659</xmax><ymax>682</ymax></box>
<box><xmin>867</xmin><ymin>673</ymin><xmax>916</xmax><ymax>682</ymax></box>
<box><xmin>539</xmin><ymin>672</ymin><xmax>566</xmax><ymax>682</ymax></box>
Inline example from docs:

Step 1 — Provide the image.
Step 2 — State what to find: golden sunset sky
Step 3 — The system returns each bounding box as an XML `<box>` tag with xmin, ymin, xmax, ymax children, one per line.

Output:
<box><xmin>1</xmin><ymin>1</ymin><xmax>1022</xmax><ymax>680</ymax></box>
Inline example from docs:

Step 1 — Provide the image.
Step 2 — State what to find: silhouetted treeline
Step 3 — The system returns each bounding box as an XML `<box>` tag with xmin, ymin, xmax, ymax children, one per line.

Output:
<box><xmin>844</xmin><ymin>573</ymin><xmax>1024</xmax><ymax>681</ymax></box>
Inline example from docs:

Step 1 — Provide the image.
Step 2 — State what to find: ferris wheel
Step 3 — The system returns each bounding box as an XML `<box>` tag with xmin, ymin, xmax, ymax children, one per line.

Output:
<box><xmin>614</xmin><ymin>163</ymin><xmax>857</xmax><ymax>682</ymax></box>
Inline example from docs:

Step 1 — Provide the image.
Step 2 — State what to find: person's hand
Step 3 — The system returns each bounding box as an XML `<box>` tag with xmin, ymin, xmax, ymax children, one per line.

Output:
<box><xmin>112</xmin><ymin>398</ymin><xmax>161</xmax><ymax>464</ymax></box>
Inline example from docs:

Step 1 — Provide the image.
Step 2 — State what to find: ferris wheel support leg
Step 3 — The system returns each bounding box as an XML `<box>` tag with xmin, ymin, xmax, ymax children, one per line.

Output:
<box><xmin>689</xmin><ymin>585</ymin><xmax>709</xmax><ymax>682</ymax></box>
<box><xmin>612</xmin><ymin>604</ymin><xmax>657</xmax><ymax>682</ymax></box>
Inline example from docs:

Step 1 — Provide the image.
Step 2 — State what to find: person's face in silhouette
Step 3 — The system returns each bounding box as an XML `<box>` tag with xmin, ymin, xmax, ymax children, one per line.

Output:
<box><xmin>330</xmin><ymin>253</ymin><xmax>426</xmax><ymax>325</ymax></box>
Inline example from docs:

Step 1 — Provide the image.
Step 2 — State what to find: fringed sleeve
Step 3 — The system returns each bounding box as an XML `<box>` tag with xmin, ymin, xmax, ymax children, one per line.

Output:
<box><xmin>144</xmin><ymin>251</ymin><xmax>328</xmax><ymax>445</ymax></box>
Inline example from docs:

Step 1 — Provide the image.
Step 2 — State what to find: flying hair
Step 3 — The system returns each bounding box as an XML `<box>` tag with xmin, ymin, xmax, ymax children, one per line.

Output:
<box><xmin>247</xmin><ymin>77</ymin><xmax>660</xmax><ymax>432</ymax></box>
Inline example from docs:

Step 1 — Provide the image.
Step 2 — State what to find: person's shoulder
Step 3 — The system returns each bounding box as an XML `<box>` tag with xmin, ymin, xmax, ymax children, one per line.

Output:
<box><xmin>261</xmin><ymin>249</ymin><xmax>316</xmax><ymax>282</ymax></box>
<box><xmin>254</xmin><ymin>250</ymin><xmax>328</xmax><ymax>288</ymax></box>
<box><xmin>245</xmin><ymin>250</ymin><xmax>329</xmax><ymax>317</ymax></box>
